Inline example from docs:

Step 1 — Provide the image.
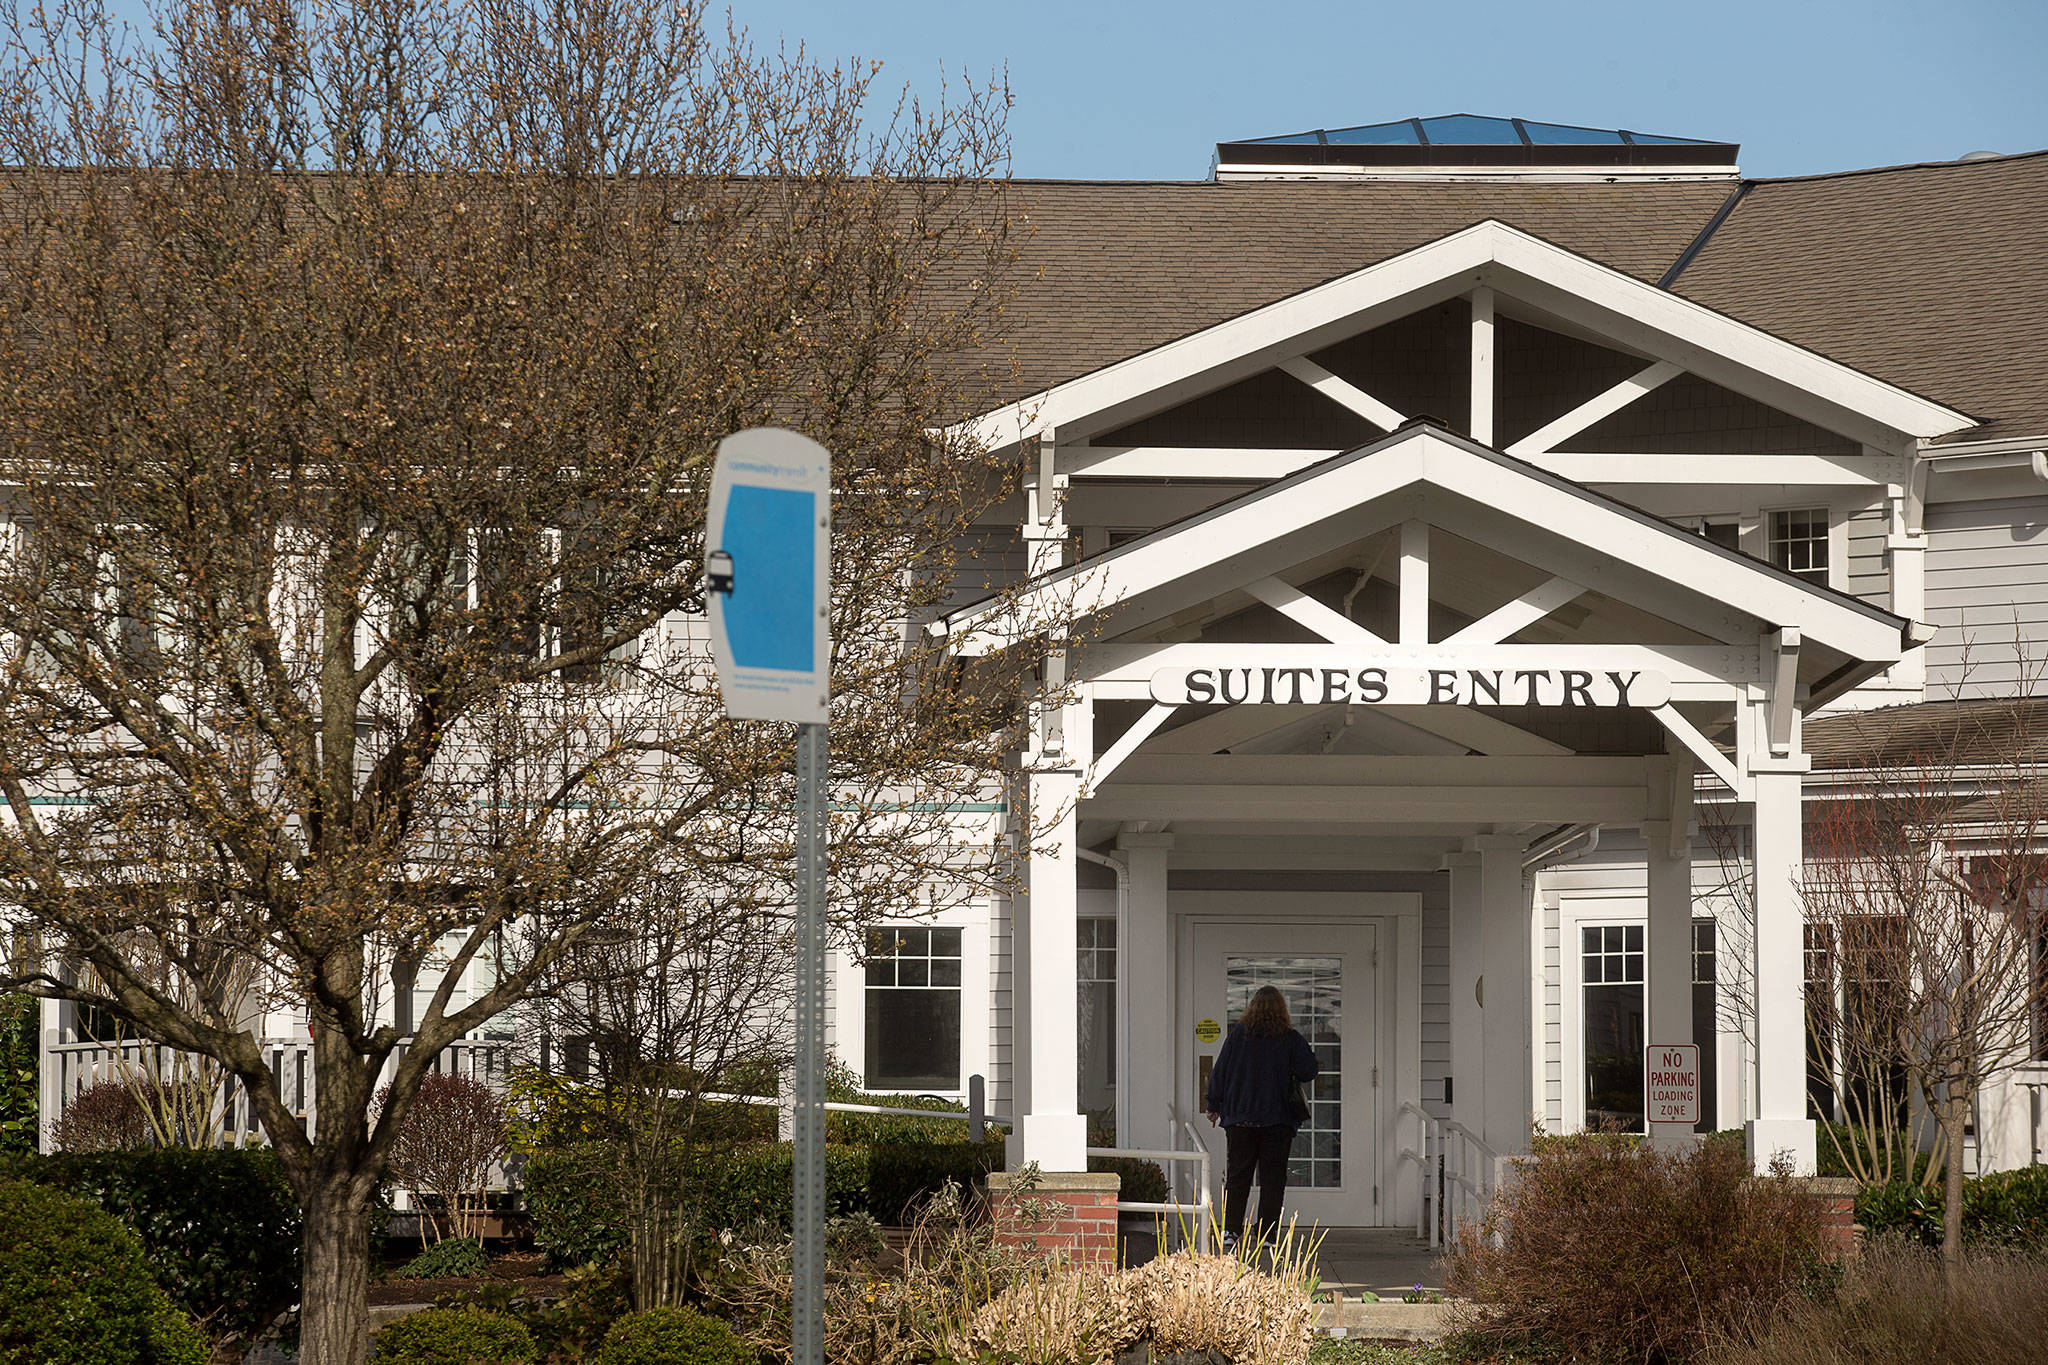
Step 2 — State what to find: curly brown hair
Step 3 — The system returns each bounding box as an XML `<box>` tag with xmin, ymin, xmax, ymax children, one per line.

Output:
<box><xmin>1240</xmin><ymin>985</ymin><xmax>1292</xmax><ymax>1037</ymax></box>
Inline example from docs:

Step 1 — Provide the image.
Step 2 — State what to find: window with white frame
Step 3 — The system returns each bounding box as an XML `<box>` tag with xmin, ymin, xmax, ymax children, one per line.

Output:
<box><xmin>1077</xmin><ymin>918</ymin><xmax>1116</xmax><ymax>1123</ymax></box>
<box><xmin>864</xmin><ymin>925</ymin><xmax>963</xmax><ymax>1090</ymax></box>
<box><xmin>1582</xmin><ymin>924</ymin><xmax>1645</xmax><ymax>1131</ymax></box>
<box><xmin>1767</xmin><ymin>509</ymin><xmax>1830</xmax><ymax>583</ymax></box>
<box><xmin>1692</xmin><ymin>920</ymin><xmax>1719</xmax><ymax>1133</ymax></box>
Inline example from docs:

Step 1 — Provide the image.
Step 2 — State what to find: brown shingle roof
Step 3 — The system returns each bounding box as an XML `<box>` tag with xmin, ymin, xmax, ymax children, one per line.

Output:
<box><xmin>1671</xmin><ymin>151</ymin><xmax>2048</xmax><ymax>443</ymax></box>
<box><xmin>984</xmin><ymin>151</ymin><xmax>2048</xmax><ymax>440</ymax></box>
<box><xmin>1805</xmin><ymin>697</ymin><xmax>2048</xmax><ymax>770</ymax></box>
<box><xmin>990</xmin><ymin>179</ymin><xmax>1732</xmax><ymax>401</ymax></box>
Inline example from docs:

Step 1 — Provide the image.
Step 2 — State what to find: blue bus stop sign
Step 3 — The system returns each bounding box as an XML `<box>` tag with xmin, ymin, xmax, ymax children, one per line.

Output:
<box><xmin>706</xmin><ymin>428</ymin><xmax>830</xmax><ymax>723</ymax></box>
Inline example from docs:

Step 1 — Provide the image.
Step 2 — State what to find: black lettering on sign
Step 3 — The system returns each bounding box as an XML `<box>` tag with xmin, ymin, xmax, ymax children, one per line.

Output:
<box><xmin>1468</xmin><ymin>670</ymin><xmax>1502</xmax><ymax>705</ymax></box>
<box><xmin>1607</xmin><ymin>670</ymin><xmax>1642</xmax><ymax>706</ymax></box>
<box><xmin>1219</xmin><ymin>669</ymin><xmax>1250</xmax><ymax>704</ymax></box>
<box><xmin>1279</xmin><ymin>667</ymin><xmax>1314</xmax><ymax>704</ymax></box>
<box><xmin>1185</xmin><ymin>669</ymin><xmax>1216</xmax><ymax>704</ymax></box>
<box><xmin>1260</xmin><ymin>667</ymin><xmax>1276</xmax><ymax>704</ymax></box>
<box><xmin>1515</xmin><ymin>670</ymin><xmax>1545</xmax><ymax>706</ymax></box>
<box><xmin>1356</xmin><ymin>668</ymin><xmax>1389</xmax><ymax>703</ymax></box>
<box><xmin>1561</xmin><ymin>670</ymin><xmax>1594</xmax><ymax>707</ymax></box>
<box><xmin>1429</xmin><ymin>669</ymin><xmax>1458</xmax><ymax>704</ymax></box>
<box><xmin>1321</xmin><ymin>669</ymin><xmax>1351</xmax><ymax>705</ymax></box>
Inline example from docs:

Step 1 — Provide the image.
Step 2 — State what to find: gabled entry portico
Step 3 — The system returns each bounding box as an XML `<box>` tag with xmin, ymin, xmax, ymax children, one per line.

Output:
<box><xmin>940</xmin><ymin>419</ymin><xmax>1922</xmax><ymax>1219</ymax></box>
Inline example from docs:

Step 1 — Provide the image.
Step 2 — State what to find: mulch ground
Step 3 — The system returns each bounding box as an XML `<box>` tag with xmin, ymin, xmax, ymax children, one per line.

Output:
<box><xmin>367</xmin><ymin>1249</ymin><xmax>567</xmax><ymax>1306</ymax></box>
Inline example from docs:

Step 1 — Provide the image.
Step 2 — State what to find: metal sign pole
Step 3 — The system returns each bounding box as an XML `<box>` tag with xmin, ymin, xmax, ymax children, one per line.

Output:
<box><xmin>791</xmin><ymin>719</ymin><xmax>827</xmax><ymax>1365</ymax></box>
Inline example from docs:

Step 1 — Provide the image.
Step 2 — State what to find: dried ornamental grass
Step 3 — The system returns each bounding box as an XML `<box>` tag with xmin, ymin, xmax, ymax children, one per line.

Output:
<box><xmin>953</xmin><ymin>1258</ymin><xmax>1143</xmax><ymax>1365</ymax></box>
<box><xmin>1127</xmin><ymin>1252</ymin><xmax>1315</xmax><ymax>1365</ymax></box>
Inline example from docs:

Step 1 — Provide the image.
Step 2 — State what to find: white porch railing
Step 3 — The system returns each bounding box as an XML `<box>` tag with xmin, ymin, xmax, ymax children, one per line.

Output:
<box><xmin>44</xmin><ymin>1034</ymin><xmax>516</xmax><ymax>1150</ymax></box>
<box><xmin>1399</xmin><ymin>1101</ymin><xmax>1502</xmax><ymax>1249</ymax></box>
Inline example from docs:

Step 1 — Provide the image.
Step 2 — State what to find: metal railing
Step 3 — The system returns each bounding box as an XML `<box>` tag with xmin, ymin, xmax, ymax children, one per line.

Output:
<box><xmin>1398</xmin><ymin>1101</ymin><xmax>1502</xmax><ymax>1248</ymax></box>
<box><xmin>1086</xmin><ymin>1109</ymin><xmax>1217</xmax><ymax>1254</ymax></box>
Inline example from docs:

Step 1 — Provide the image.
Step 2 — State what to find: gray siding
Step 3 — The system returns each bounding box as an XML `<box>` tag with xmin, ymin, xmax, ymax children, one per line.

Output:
<box><xmin>1924</xmin><ymin>495</ymin><xmax>2048</xmax><ymax>697</ymax></box>
<box><xmin>1845</xmin><ymin>506</ymin><xmax>1889</xmax><ymax>609</ymax></box>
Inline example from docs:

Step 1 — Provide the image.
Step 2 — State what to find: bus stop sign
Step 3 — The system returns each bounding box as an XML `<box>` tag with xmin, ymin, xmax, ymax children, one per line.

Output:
<box><xmin>706</xmin><ymin>428</ymin><xmax>830</xmax><ymax>723</ymax></box>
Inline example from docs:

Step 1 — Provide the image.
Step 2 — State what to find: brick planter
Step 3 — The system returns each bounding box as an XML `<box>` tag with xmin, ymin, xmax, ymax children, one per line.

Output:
<box><xmin>1744</xmin><ymin>1175</ymin><xmax>1860</xmax><ymax>1261</ymax></box>
<box><xmin>987</xmin><ymin>1170</ymin><xmax>1121</xmax><ymax>1264</ymax></box>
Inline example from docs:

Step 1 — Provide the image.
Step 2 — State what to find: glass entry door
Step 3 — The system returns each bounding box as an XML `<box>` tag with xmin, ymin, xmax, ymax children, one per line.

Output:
<box><xmin>1183</xmin><ymin>921</ymin><xmax>1377</xmax><ymax>1228</ymax></box>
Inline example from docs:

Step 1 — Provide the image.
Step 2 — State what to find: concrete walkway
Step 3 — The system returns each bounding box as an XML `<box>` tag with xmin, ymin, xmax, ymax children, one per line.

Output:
<box><xmin>1308</xmin><ymin>1226</ymin><xmax>1448</xmax><ymax>1297</ymax></box>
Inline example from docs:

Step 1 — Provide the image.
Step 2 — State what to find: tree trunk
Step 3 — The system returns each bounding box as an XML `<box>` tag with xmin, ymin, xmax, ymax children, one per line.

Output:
<box><xmin>298</xmin><ymin>1178</ymin><xmax>373</xmax><ymax>1365</ymax></box>
<box><xmin>1942</xmin><ymin>1090</ymin><xmax>1967</xmax><ymax>1271</ymax></box>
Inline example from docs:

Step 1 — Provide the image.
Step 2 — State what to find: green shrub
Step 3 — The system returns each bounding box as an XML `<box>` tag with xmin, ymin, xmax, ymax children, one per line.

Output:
<box><xmin>522</xmin><ymin>1141</ymin><xmax>629</xmax><ymax>1269</ymax></box>
<box><xmin>862</xmin><ymin>1140</ymin><xmax>1003</xmax><ymax>1223</ymax></box>
<box><xmin>592</xmin><ymin>1305</ymin><xmax>754</xmax><ymax>1365</ymax></box>
<box><xmin>1088</xmin><ymin>1155</ymin><xmax>1168</xmax><ymax>1206</ymax></box>
<box><xmin>695</xmin><ymin>1141</ymin><xmax>873</xmax><ymax>1227</ymax></box>
<box><xmin>1444</xmin><ymin>1138</ymin><xmax>1831</xmax><ymax>1364</ymax></box>
<box><xmin>1856</xmin><ymin>1163</ymin><xmax>2048</xmax><ymax>1251</ymax></box>
<box><xmin>0</xmin><ymin>1148</ymin><xmax>300</xmax><ymax>1355</ymax></box>
<box><xmin>372</xmin><ymin>1305</ymin><xmax>536</xmax><ymax>1365</ymax></box>
<box><xmin>397</xmin><ymin>1236</ymin><xmax>492</xmax><ymax>1280</ymax></box>
<box><xmin>0</xmin><ymin>1176</ymin><xmax>208</xmax><ymax>1365</ymax></box>
<box><xmin>0</xmin><ymin>995</ymin><xmax>36</xmax><ymax>1157</ymax></box>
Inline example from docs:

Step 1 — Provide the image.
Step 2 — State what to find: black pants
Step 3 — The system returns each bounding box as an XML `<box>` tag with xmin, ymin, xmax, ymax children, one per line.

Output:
<box><xmin>1223</xmin><ymin>1123</ymin><xmax>1296</xmax><ymax>1241</ymax></box>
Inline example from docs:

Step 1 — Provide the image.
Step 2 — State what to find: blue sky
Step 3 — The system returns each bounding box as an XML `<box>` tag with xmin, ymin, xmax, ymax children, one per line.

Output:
<box><xmin>721</xmin><ymin>0</ymin><xmax>2047</xmax><ymax>181</ymax></box>
<box><xmin>85</xmin><ymin>0</ymin><xmax>2047</xmax><ymax>181</ymax></box>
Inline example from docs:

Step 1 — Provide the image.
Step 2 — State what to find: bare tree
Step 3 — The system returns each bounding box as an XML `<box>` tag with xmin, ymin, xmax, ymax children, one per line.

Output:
<box><xmin>0</xmin><ymin>1</ymin><xmax>1038</xmax><ymax>1359</ymax></box>
<box><xmin>1798</xmin><ymin>691</ymin><xmax>2048</xmax><ymax>1267</ymax></box>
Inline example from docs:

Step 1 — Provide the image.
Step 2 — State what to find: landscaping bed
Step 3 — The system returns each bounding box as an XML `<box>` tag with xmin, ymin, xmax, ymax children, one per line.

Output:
<box><xmin>369</xmin><ymin>1247</ymin><xmax>567</xmax><ymax>1307</ymax></box>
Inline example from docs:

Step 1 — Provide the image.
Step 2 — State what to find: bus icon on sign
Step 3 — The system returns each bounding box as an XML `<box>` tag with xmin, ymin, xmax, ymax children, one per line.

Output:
<box><xmin>1644</xmin><ymin>1043</ymin><xmax>1701</xmax><ymax>1126</ymax></box>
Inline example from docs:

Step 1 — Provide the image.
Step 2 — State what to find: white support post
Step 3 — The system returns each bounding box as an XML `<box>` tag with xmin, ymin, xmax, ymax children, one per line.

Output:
<box><xmin>1470</xmin><ymin>288</ymin><xmax>1495</xmax><ymax>447</ymax></box>
<box><xmin>1644</xmin><ymin>791</ymin><xmax>1694</xmax><ymax>1150</ymax></box>
<box><xmin>1443</xmin><ymin>851</ymin><xmax>1485</xmax><ymax>1138</ymax></box>
<box><xmin>1747</xmin><ymin>758</ymin><xmax>1815</xmax><ymax>1174</ymax></box>
<box><xmin>1475</xmin><ymin>834</ymin><xmax>1531</xmax><ymax>1154</ymax></box>
<box><xmin>1021</xmin><ymin>758</ymin><xmax>1088</xmax><ymax>1172</ymax></box>
<box><xmin>1117</xmin><ymin>830</ymin><xmax>1175</xmax><ymax>1153</ymax></box>
<box><xmin>1886</xmin><ymin>475</ymin><xmax>1928</xmax><ymax>692</ymax></box>
<box><xmin>1400</xmin><ymin>521</ymin><xmax>1430</xmax><ymax>646</ymax></box>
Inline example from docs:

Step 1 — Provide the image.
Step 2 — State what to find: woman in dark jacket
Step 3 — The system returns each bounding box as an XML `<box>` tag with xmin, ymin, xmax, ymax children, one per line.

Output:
<box><xmin>1203</xmin><ymin>984</ymin><xmax>1320</xmax><ymax>1247</ymax></box>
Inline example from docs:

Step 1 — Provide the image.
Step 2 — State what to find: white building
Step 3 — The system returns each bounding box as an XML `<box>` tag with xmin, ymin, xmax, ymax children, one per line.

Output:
<box><xmin>839</xmin><ymin>117</ymin><xmax>2048</xmax><ymax>1228</ymax></box>
<box><xmin>40</xmin><ymin>117</ymin><xmax>2048</xmax><ymax>1231</ymax></box>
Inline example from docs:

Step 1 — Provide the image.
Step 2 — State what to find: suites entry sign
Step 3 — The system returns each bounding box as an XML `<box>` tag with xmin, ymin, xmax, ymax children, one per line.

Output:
<box><xmin>1150</xmin><ymin>659</ymin><xmax>1670</xmax><ymax>708</ymax></box>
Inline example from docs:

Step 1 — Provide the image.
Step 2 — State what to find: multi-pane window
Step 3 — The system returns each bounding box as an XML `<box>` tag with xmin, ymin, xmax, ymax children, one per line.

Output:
<box><xmin>1767</xmin><ymin>509</ymin><xmax>1830</xmax><ymax>584</ymax></box>
<box><xmin>1582</xmin><ymin>925</ymin><xmax>1645</xmax><ymax>1131</ymax></box>
<box><xmin>2033</xmin><ymin>926</ymin><xmax>2048</xmax><ymax>1064</ymax></box>
<box><xmin>865</xmin><ymin>926</ymin><xmax>963</xmax><ymax>1091</ymax></box>
<box><xmin>1692</xmin><ymin>920</ymin><xmax>1719</xmax><ymax>1133</ymax></box>
<box><xmin>1077</xmin><ymin>919</ymin><xmax>1116</xmax><ymax>1123</ymax></box>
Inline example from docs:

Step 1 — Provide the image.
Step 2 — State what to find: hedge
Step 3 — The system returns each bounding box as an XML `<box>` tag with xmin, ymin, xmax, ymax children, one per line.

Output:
<box><xmin>591</xmin><ymin>1306</ymin><xmax>753</xmax><ymax>1365</ymax></box>
<box><xmin>0</xmin><ymin>1148</ymin><xmax>300</xmax><ymax>1353</ymax></box>
<box><xmin>1858</xmin><ymin>1162</ymin><xmax>2048</xmax><ymax>1250</ymax></box>
<box><xmin>372</xmin><ymin>1305</ymin><xmax>536</xmax><ymax>1365</ymax></box>
<box><xmin>524</xmin><ymin>1138</ymin><xmax>1005</xmax><ymax>1267</ymax></box>
<box><xmin>0</xmin><ymin>1176</ymin><xmax>208</xmax><ymax>1365</ymax></box>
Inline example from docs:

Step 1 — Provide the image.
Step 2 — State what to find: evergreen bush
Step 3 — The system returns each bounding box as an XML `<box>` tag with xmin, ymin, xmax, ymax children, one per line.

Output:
<box><xmin>0</xmin><ymin>1176</ymin><xmax>207</xmax><ymax>1365</ymax></box>
<box><xmin>1856</xmin><ymin>1162</ymin><xmax>2048</xmax><ymax>1251</ymax></box>
<box><xmin>0</xmin><ymin>1148</ymin><xmax>300</xmax><ymax>1354</ymax></box>
<box><xmin>591</xmin><ymin>1305</ymin><xmax>754</xmax><ymax>1365</ymax></box>
<box><xmin>396</xmin><ymin>1236</ymin><xmax>492</xmax><ymax>1280</ymax></box>
<box><xmin>371</xmin><ymin>1305</ymin><xmax>536</xmax><ymax>1365</ymax></box>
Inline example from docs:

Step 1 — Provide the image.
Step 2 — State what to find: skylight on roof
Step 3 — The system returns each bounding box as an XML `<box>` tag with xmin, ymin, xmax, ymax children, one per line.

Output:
<box><xmin>1216</xmin><ymin>114</ymin><xmax>1738</xmax><ymax>181</ymax></box>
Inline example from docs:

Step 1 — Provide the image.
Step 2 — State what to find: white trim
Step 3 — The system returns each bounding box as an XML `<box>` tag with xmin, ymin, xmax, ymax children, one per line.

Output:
<box><xmin>1061</xmin><ymin>447</ymin><xmax>1891</xmax><ymax>486</ymax></box>
<box><xmin>950</xmin><ymin>221</ymin><xmax>1974</xmax><ymax>455</ymax></box>
<box><xmin>1506</xmin><ymin>361</ymin><xmax>1685</xmax><ymax>458</ymax></box>
<box><xmin>945</xmin><ymin>428</ymin><xmax>1917</xmax><ymax>667</ymax></box>
<box><xmin>1088</xmin><ymin>701</ymin><xmax>1176</xmax><ymax>789</ymax></box>
<box><xmin>1245</xmin><ymin>576</ymin><xmax>1388</xmax><ymax>646</ymax></box>
<box><xmin>830</xmin><ymin>906</ymin><xmax>991</xmax><ymax>1098</ymax></box>
<box><xmin>1441</xmin><ymin>576</ymin><xmax>1586</xmax><ymax>647</ymax></box>
<box><xmin>1399</xmin><ymin>521</ymin><xmax>1430</xmax><ymax>645</ymax></box>
<box><xmin>1277</xmin><ymin>357</ymin><xmax>1405</xmax><ymax>431</ymax></box>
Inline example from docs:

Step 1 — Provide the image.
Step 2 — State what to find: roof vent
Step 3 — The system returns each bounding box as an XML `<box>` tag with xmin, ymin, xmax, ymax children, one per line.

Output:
<box><xmin>1213</xmin><ymin>114</ymin><xmax>1740</xmax><ymax>183</ymax></box>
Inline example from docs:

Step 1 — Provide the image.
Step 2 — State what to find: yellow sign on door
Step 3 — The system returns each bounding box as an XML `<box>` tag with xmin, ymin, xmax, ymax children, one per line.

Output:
<box><xmin>1194</xmin><ymin>1017</ymin><xmax>1222</xmax><ymax>1044</ymax></box>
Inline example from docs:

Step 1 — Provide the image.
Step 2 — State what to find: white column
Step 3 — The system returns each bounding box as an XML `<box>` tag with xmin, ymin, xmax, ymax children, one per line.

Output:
<box><xmin>1443</xmin><ymin>851</ymin><xmax>1484</xmax><ymax>1136</ymax></box>
<box><xmin>1020</xmin><ymin>764</ymin><xmax>1087</xmax><ymax>1171</ymax></box>
<box><xmin>1644</xmin><ymin>816</ymin><xmax>1695</xmax><ymax>1150</ymax></box>
<box><xmin>1470</xmin><ymin>287</ymin><xmax>1496</xmax><ymax>447</ymax></box>
<box><xmin>1477</xmin><ymin>834</ymin><xmax>1531</xmax><ymax>1154</ymax></box>
<box><xmin>1117</xmin><ymin>831</ymin><xmax>1175</xmax><ymax>1152</ymax></box>
<box><xmin>1747</xmin><ymin>759</ymin><xmax>1815</xmax><ymax>1174</ymax></box>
